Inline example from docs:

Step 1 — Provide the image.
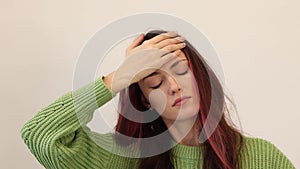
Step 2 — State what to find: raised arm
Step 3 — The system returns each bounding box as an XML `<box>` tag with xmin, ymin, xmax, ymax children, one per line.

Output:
<box><xmin>21</xmin><ymin>76</ymin><xmax>115</xmax><ymax>168</ymax></box>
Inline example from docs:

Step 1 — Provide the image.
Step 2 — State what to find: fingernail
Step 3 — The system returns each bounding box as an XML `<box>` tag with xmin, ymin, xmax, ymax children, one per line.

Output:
<box><xmin>170</xmin><ymin>31</ymin><xmax>178</xmax><ymax>36</ymax></box>
<box><xmin>177</xmin><ymin>36</ymin><xmax>186</xmax><ymax>42</ymax></box>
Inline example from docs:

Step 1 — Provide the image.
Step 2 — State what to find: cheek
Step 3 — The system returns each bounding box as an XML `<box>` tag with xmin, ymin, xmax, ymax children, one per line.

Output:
<box><xmin>177</xmin><ymin>73</ymin><xmax>198</xmax><ymax>95</ymax></box>
<box><xmin>180</xmin><ymin>72</ymin><xmax>200</xmax><ymax>106</ymax></box>
<box><xmin>148</xmin><ymin>90</ymin><xmax>167</xmax><ymax>115</ymax></box>
<box><xmin>190</xmin><ymin>74</ymin><xmax>201</xmax><ymax>111</ymax></box>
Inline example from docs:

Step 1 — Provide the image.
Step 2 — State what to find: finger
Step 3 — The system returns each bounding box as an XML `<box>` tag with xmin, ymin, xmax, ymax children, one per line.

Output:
<box><xmin>172</xmin><ymin>49</ymin><xmax>182</xmax><ymax>56</ymax></box>
<box><xmin>148</xmin><ymin>31</ymin><xmax>178</xmax><ymax>44</ymax></box>
<box><xmin>128</xmin><ymin>34</ymin><xmax>145</xmax><ymax>50</ymax></box>
<box><xmin>161</xmin><ymin>42</ymin><xmax>186</xmax><ymax>53</ymax></box>
<box><xmin>154</xmin><ymin>36</ymin><xmax>186</xmax><ymax>49</ymax></box>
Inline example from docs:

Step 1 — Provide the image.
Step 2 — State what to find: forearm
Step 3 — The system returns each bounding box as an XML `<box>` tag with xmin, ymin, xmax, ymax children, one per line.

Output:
<box><xmin>103</xmin><ymin>71</ymin><xmax>115</xmax><ymax>92</ymax></box>
<box><xmin>103</xmin><ymin>71</ymin><xmax>129</xmax><ymax>94</ymax></box>
<box><xmin>20</xmin><ymin>76</ymin><xmax>115</xmax><ymax>168</ymax></box>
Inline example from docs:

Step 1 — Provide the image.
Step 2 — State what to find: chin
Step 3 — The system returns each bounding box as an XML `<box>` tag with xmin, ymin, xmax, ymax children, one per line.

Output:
<box><xmin>161</xmin><ymin>109</ymin><xmax>199</xmax><ymax>122</ymax></box>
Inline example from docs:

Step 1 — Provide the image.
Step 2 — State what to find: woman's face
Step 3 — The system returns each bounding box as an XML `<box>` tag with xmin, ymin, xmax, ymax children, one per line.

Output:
<box><xmin>138</xmin><ymin>51</ymin><xmax>200</xmax><ymax>122</ymax></box>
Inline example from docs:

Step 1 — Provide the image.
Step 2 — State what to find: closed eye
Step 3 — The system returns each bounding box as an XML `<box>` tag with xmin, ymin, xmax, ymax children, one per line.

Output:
<box><xmin>174</xmin><ymin>61</ymin><xmax>189</xmax><ymax>75</ymax></box>
<box><xmin>151</xmin><ymin>81</ymin><xmax>163</xmax><ymax>89</ymax></box>
<box><xmin>176</xmin><ymin>68</ymin><xmax>189</xmax><ymax>75</ymax></box>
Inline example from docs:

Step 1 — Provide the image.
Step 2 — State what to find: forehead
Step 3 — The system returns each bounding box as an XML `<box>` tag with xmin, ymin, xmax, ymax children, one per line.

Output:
<box><xmin>160</xmin><ymin>51</ymin><xmax>188</xmax><ymax>70</ymax></box>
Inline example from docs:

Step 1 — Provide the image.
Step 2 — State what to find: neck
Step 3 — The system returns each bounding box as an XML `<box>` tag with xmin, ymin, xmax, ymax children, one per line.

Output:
<box><xmin>163</xmin><ymin>115</ymin><xmax>203</xmax><ymax>146</ymax></box>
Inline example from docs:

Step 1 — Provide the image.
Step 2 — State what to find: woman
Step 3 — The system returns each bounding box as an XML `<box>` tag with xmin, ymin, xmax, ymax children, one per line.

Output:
<box><xmin>21</xmin><ymin>30</ymin><xmax>295</xmax><ymax>169</ymax></box>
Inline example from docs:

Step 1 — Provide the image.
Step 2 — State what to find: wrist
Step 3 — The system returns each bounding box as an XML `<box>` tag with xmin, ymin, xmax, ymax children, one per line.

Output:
<box><xmin>103</xmin><ymin>71</ymin><xmax>115</xmax><ymax>92</ymax></box>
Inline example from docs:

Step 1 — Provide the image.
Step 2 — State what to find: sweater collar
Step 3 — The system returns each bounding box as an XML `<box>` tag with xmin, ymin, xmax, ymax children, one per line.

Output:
<box><xmin>171</xmin><ymin>143</ymin><xmax>204</xmax><ymax>159</ymax></box>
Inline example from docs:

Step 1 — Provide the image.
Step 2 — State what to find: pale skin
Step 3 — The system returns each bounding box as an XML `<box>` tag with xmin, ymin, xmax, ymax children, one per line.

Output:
<box><xmin>103</xmin><ymin>32</ymin><xmax>202</xmax><ymax>146</ymax></box>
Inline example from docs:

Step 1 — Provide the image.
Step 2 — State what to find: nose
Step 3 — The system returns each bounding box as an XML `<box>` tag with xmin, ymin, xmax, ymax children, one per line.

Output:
<box><xmin>166</xmin><ymin>75</ymin><xmax>181</xmax><ymax>95</ymax></box>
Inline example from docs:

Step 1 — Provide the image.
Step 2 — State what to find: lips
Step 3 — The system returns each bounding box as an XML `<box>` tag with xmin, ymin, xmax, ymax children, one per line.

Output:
<box><xmin>172</xmin><ymin>96</ymin><xmax>191</xmax><ymax>107</ymax></box>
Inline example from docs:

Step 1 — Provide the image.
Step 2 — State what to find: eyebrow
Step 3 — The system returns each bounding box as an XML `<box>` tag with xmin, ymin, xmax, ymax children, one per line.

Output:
<box><xmin>142</xmin><ymin>59</ymin><xmax>188</xmax><ymax>81</ymax></box>
<box><xmin>142</xmin><ymin>72</ymin><xmax>159</xmax><ymax>81</ymax></box>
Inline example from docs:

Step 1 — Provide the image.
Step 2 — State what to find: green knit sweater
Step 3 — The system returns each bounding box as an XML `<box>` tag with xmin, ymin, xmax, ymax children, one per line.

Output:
<box><xmin>21</xmin><ymin>76</ymin><xmax>295</xmax><ymax>169</ymax></box>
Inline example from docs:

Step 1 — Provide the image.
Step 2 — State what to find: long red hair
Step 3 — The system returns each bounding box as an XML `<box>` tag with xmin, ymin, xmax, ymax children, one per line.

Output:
<box><xmin>114</xmin><ymin>30</ymin><xmax>244</xmax><ymax>169</ymax></box>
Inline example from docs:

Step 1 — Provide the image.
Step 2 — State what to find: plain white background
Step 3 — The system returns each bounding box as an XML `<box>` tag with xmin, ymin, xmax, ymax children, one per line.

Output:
<box><xmin>1</xmin><ymin>0</ymin><xmax>299</xmax><ymax>168</ymax></box>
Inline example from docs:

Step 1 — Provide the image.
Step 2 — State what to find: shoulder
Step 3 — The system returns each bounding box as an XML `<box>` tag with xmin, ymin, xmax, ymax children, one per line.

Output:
<box><xmin>242</xmin><ymin>136</ymin><xmax>278</xmax><ymax>150</ymax></box>
<box><xmin>241</xmin><ymin>136</ymin><xmax>281</xmax><ymax>159</ymax></box>
<box><xmin>239</xmin><ymin>135</ymin><xmax>295</xmax><ymax>168</ymax></box>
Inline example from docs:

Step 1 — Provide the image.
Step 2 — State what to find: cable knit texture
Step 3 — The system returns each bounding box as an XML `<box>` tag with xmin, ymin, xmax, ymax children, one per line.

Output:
<box><xmin>21</xmin><ymin>76</ymin><xmax>295</xmax><ymax>169</ymax></box>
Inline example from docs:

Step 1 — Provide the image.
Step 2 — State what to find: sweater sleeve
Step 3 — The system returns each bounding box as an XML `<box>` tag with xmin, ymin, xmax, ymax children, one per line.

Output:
<box><xmin>241</xmin><ymin>137</ymin><xmax>296</xmax><ymax>169</ymax></box>
<box><xmin>20</xmin><ymin>76</ymin><xmax>117</xmax><ymax>169</ymax></box>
